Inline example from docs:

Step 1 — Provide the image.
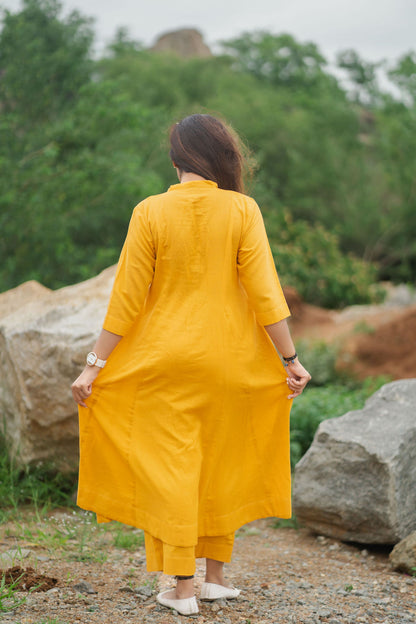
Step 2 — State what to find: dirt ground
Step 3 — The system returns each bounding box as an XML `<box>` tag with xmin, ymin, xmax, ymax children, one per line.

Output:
<box><xmin>1</xmin><ymin>510</ymin><xmax>415</xmax><ymax>624</ymax></box>
<box><xmin>284</xmin><ymin>287</ymin><xmax>416</xmax><ymax>380</ymax></box>
<box><xmin>0</xmin><ymin>565</ymin><xmax>57</xmax><ymax>592</ymax></box>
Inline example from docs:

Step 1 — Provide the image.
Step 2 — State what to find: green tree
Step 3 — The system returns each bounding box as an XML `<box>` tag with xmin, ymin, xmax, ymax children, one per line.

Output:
<box><xmin>0</xmin><ymin>78</ymin><xmax>168</xmax><ymax>290</ymax></box>
<box><xmin>221</xmin><ymin>31</ymin><xmax>336</xmax><ymax>93</ymax></box>
<box><xmin>0</xmin><ymin>0</ymin><xmax>93</xmax><ymax>121</ymax></box>
<box><xmin>388</xmin><ymin>51</ymin><xmax>416</xmax><ymax>104</ymax></box>
<box><xmin>107</xmin><ymin>26</ymin><xmax>143</xmax><ymax>56</ymax></box>
<box><xmin>337</xmin><ymin>49</ymin><xmax>381</xmax><ymax>104</ymax></box>
<box><xmin>1</xmin><ymin>1</ymin><xmax>414</xmax><ymax>298</ymax></box>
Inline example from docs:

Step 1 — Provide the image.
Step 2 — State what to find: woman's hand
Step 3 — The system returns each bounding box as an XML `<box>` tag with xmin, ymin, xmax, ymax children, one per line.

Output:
<box><xmin>285</xmin><ymin>359</ymin><xmax>311</xmax><ymax>399</ymax></box>
<box><xmin>71</xmin><ymin>366</ymin><xmax>101</xmax><ymax>408</ymax></box>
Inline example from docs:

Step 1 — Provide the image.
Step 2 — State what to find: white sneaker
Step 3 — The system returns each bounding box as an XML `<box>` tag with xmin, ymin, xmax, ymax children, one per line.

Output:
<box><xmin>156</xmin><ymin>589</ymin><xmax>199</xmax><ymax>615</ymax></box>
<box><xmin>200</xmin><ymin>582</ymin><xmax>241</xmax><ymax>600</ymax></box>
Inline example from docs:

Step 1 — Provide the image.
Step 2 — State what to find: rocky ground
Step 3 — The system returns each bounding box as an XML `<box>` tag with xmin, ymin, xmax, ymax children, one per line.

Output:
<box><xmin>1</xmin><ymin>510</ymin><xmax>415</xmax><ymax>624</ymax></box>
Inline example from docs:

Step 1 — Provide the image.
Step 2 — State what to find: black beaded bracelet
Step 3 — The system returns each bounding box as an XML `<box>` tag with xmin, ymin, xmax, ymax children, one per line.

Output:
<box><xmin>282</xmin><ymin>352</ymin><xmax>298</xmax><ymax>363</ymax></box>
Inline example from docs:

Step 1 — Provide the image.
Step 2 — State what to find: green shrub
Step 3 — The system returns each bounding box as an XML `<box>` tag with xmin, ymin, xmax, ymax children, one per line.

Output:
<box><xmin>295</xmin><ymin>340</ymin><xmax>339</xmax><ymax>386</ymax></box>
<box><xmin>267</xmin><ymin>211</ymin><xmax>380</xmax><ymax>308</ymax></box>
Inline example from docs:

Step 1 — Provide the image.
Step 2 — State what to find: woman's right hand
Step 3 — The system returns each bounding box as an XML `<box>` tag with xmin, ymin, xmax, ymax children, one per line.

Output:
<box><xmin>285</xmin><ymin>359</ymin><xmax>311</xmax><ymax>399</ymax></box>
<box><xmin>71</xmin><ymin>366</ymin><xmax>101</xmax><ymax>408</ymax></box>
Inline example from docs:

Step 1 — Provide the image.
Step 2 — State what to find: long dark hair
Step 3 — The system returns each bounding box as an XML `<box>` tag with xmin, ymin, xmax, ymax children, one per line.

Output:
<box><xmin>169</xmin><ymin>114</ymin><xmax>248</xmax><ymax>193</ymax></box>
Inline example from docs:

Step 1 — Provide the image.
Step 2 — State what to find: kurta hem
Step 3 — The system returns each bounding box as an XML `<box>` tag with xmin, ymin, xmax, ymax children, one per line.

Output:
<box><xmin>77</xmin><ymin>490</ymin><xmax>291</xmax><ymax>548</ymax></box>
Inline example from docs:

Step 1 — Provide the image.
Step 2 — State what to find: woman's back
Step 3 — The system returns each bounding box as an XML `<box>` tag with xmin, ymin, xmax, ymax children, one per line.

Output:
<box><xmin>103</xmin><ymin>179</ymin><xmax>289</xmax><ymax>376</ymax></box>
<box><xmin>146</xmin><ymin>180</ymin><xmax>249</xmax><ymax>319</ymax></box>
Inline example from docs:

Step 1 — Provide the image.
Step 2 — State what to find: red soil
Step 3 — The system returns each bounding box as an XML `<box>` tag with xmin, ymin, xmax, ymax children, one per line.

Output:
<box><xmin>284</xmin><ymin>287</ymin><xmax>416</xmax><ymax>380</ymax></box>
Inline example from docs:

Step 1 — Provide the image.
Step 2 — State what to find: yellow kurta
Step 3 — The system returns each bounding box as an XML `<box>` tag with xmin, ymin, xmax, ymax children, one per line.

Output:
<box><xmin>77</xmin><ymin>179</ymin><xmax>292</xmax><ymax>547</ymax></box>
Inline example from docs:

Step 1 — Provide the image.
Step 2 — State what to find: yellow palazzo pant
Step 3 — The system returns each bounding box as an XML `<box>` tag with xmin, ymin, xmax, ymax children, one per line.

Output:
<box><xmin>144</xmin><ymin>532</ymin><xmax>235</xmax><ymax>576</ymax></box>
<box><xmin>97</xmin><ymin>515</ymin><xmax>235</xmax><ymax>575</ymax></box>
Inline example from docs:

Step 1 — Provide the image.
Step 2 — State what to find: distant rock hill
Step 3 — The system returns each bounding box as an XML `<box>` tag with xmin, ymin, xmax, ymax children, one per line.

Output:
<box><xmin>151</xmin><ymin>28</ymin><xmax>212</xmax><ymax>58</ymax></box>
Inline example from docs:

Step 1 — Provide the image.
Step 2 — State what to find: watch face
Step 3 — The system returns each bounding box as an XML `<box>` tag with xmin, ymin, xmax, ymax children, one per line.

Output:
<box><xmin>87</xmin><ymin>352</ymin><xmax>97</xmax><ymax>366</ymax></box>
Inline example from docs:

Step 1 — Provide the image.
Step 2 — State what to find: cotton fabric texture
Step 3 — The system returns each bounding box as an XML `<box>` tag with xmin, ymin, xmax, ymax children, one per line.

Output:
<box><xmin>77</xmin><ymin>180</ymin><xmax>292</xmax><ymax>552</ymax></box>
<box><xmin>144</xmin><ymin>531</ymin><xmax>235</xmax><ymax>575</ymax></box>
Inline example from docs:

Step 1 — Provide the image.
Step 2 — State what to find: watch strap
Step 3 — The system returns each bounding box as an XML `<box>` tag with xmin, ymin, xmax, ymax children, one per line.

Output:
<box><xmin>86</xmin><ymin>351</ymin><xmax>107</xmax><ymax>368</ymax></box>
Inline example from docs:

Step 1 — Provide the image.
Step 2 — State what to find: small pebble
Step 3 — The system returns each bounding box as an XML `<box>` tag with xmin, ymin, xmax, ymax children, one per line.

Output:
<box><xmin>73</xmin><ymin>580</ymin><xmax>97</xmax><ymax>594</ymax></box>
<box><xmin>118</xmin><ymin>586</ymin><xmax>134</xmax><ymax>593</ymax></box>
<box><xmin>317</xmin><ymin>609</ymin><xmax>332</xmax><ymax>618</ymax></box>
<box><xmin>134</xmin><ymin>585</ymin><xmax>153</xmax><ymax>598</ymax></box>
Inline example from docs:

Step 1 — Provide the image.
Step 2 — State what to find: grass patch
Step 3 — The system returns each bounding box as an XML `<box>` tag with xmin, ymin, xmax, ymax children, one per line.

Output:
<box><xmin>0</xmin><ymin>569</ymin><xmax>27</xmax><ymax>613</ymax></box>
<box><xmin>0</xmin><ymin>431</ymin><xmax>77</xmax><ymax>520</ymax></box>
<box><xmin>2</xmin><ymin>510</ymin><xmax>145</xmax><ymax>568</ymax></box>
<box><xmin>111</xmin><ymin>525</ymin><xmax>144</xmax><ymax>550</ymax></box>
<box><xmin>353</xmin><ymin>320</ymin><xmax>376</xmax><ymax>334</ymax></box>
<box><xmin>272</xmin><ymin>516</ymin><xmax>299</xmax><ymax>529</ymax></box>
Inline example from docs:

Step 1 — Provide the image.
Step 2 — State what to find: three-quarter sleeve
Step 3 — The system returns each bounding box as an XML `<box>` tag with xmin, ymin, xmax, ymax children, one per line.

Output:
<box><xmin>237</xmin><ymin>200</ymin><xmax>290</xmax><ymax>325</ymax></box>
<box><xmin>103</xmin><ymin>202</ymin><xmax>156</xmax><ymax>336</ymax></box>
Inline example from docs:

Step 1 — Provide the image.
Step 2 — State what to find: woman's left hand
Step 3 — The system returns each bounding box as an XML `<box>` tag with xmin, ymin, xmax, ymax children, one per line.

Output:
<box><xmin>285</xmin><ymin>359</ymin><xmax>311</xmax><ymax>399</ymax></box>
<box><xmin>71</xmin><ymin>366</ymin><xmax>101</xmax><ymax>408</ymax></box>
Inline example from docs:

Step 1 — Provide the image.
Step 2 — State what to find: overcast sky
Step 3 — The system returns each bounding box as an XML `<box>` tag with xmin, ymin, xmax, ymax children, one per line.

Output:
<box><xmin>2</xmin><ymin>0</ymin><xmax>415</xmax><ymax>64</ymax></box>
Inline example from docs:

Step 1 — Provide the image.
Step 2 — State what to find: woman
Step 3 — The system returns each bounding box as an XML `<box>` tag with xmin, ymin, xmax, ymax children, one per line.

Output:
<box><xmin>72</xmin><ymin>113</ymin><xmax>311</xmax><ymax>616</ymax></box>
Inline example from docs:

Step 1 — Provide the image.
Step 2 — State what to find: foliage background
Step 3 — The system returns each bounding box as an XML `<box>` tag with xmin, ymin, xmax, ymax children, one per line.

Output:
<box><xmin>0</xmin><ymin>3</ymin><xmax>407</xmax><ymax>507</ymax></box>
<box><xmin>1</xmin><ymin>0</ymin><xmax>416</xmax><ymax>307</ymax></box>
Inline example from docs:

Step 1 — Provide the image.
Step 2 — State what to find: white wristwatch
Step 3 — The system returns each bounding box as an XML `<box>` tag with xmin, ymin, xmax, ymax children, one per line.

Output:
<box><xmin>86</xmin><ymin>351</ymin><xmax>107</xmax><ymax>368</ymax></box>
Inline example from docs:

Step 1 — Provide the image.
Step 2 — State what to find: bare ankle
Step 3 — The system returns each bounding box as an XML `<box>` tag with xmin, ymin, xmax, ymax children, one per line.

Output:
<box><xmin>205</xmin><ymin>558</ymin><xmax>227</xmax><ymax>586</ymax></box>
<box><xmin>205</xmin><ymin>573</ymin><xmax>226</xmax><ymax>585</ymax></box>
<box><xmin>175</xmin><ymin>578</ymin><xmax>194</xmax><ymax>599</ymax></box>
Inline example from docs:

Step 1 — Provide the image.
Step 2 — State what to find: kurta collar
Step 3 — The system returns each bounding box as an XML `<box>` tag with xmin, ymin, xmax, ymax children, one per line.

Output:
<box><xmin>168</xmin><ymin>180</ymin><xmax>218</xmax><ymax>192</ymax></box>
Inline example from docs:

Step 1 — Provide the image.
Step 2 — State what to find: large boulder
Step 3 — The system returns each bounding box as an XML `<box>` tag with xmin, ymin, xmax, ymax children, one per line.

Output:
<box><xmin>293</xmin><ymin>379</ymin><xmax>416</xmax><ymax>544</ymax></box>
<box><xmin>0</xmin><ymin>266</ymin><xmax>116</xmax><ymax>471</ymax></box>
<box><xmin>390</xmin><ymin>530</ymin><xmax>416</xmax><ymax>573</ymax></box>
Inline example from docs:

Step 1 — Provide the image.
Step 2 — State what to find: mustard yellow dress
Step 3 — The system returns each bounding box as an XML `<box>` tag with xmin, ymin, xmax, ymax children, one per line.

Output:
<box><xmin>77</xmin><ymin>180</ymin><xmax>292</xmax><ymax>558</ymax></box>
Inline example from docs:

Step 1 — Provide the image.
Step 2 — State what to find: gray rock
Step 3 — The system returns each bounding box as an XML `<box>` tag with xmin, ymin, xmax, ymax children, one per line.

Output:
<box><xmin>383</xmin><ymin>283</ymin><xmax>416</xmax><ymax>307</ymax></box>
<box><xmin>317</xmin><ymin>609</ymin><xmax>332</xmax><ymax>618</ymax></box>
<box><xmin>134</xmin><ymin>585</ymin><xmax>153</xmax><ymax>598</ymax></box>
<box><xmin>293</xmin><ymin>380</ymin><xmax>416</xmax><ymax>544</ymax></box>
<box><xmin>73</xmin><ymin>580</ymin><xmax>97</xmax><ymax>594</ymax></box>
<box><xmin>389</xmin><ymin>530</ymin><xmax>416</xmax><ymax>573</ymax></box>
<box><xmin>0</xmin><ymin>266</ymin><xmax>115</xmax><ymax>470</ymax></box>
<box><xmin>119</xmin><ymin>586</ymin><xmax>134</xmax><ymax>593</ymax></box>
